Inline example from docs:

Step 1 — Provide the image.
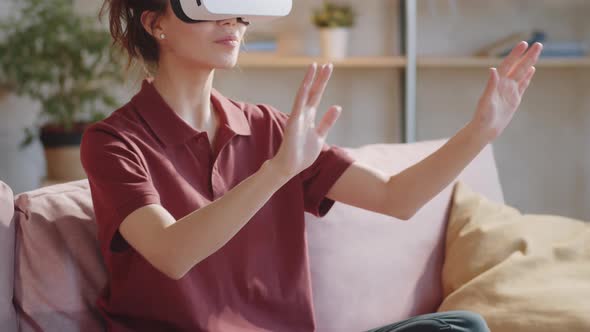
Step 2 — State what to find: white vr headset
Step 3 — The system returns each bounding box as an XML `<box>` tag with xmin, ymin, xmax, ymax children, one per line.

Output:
<box><xmin>170</xmin><ymin>0</ymin><xmax>292</xmax><ymax>24</ymax></box>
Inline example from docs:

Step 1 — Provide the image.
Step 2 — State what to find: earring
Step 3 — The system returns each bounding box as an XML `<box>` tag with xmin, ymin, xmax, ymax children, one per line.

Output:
<box><xmin>160</xmin><ymin>33</ymin><xmax>166</xmax><ymax>40</ymax></box>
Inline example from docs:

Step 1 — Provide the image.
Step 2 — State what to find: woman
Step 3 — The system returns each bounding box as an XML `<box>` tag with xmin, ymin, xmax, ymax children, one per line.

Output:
<box><xmin>81</xmin><ymin>1</ymin><xmax>542</xmax><ymax>331</ymax></box>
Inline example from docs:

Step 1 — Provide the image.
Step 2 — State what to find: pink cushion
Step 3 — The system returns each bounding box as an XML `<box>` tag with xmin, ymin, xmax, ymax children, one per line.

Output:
<box><xmin>13</xmin><ymin>179</ymin><xmax>106</xmax><ymax>332</ymax></box>
<box><xmin>0</xmin><ymin>181</ymin><xmax>18</xmax><ymax>332</ymax></box>
<box><xmin>305</xmin><ymin>139</ymin><xmax>504</xmax><ymax>332</ymax></box>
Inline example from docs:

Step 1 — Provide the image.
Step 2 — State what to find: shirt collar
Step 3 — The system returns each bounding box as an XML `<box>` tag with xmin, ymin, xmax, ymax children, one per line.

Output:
<box><xmin>132</xmin><ymin>80</ymin><xmax>251</xmax><ymax>147</ymax></box>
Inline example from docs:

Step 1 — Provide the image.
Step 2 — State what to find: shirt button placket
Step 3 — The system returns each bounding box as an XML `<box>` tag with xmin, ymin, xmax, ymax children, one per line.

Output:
<box><xmin>211</xmin><ymin>163</ymin><xmax>220</xmax><ymax>199</ymax></box>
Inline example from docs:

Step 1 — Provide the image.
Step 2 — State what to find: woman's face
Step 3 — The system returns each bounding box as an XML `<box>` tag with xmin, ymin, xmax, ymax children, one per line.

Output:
<box><xmin>152</xmin><ymin>4</ymin><xmax>248</xmax><ymax>69</ymax></box>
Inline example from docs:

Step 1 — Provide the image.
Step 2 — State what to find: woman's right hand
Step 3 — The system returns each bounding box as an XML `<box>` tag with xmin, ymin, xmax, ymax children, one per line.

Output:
<box><xmin>272</xmin><ymin>63</ymin><xmax>342</xmax><ymax>179</ymax></box>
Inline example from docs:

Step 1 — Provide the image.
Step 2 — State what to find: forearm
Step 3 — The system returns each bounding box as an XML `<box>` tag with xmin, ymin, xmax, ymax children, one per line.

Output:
<box><xmin>386</xmin><ymin>121</ymin><xmax>492</xmax><ymax>218</ymax></box>
<box><xmin>163</xmin><ymin>159</ymin><xmax>291</xmax><ymax>278</ymax></box>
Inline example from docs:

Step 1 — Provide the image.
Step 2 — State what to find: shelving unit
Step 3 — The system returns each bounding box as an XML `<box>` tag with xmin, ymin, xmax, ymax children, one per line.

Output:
<box><xmin>217</xmin><ymin>0</ymin><xmax>590</xmax><ymax>220</ymax></box>
<box><xmin>238</xmin><ymin>54</ymin><xmax>407</xmax><ymax>68</ymax></box>
<box><xmin>217</xmin><ymin>0</ymin><xmax>407</xmax><ymax>148</ymax></box>
<box><xmin>231</xmin><ymin>1</ymin><xmax>590</xmax><ymax>145</ymax></box>
<box><xmin>417</xmin><ymin>56</ymin><xmax>590</xmax><ymax>68</ymax></box>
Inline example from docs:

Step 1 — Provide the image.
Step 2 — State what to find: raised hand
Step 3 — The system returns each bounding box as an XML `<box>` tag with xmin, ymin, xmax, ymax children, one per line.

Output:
<box><xmin>472</xmin><ymin>41</ymin><xmax>543</xmax><ymax>141</ymax></box>
<box><xmin>273</xmin><ymin>63</ymin><xmax>341</xmax><ymax>178</ymax></box>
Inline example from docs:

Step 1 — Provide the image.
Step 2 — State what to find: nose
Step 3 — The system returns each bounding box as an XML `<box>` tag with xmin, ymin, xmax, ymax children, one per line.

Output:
<box><xmin>217</xmin><ymin>17</ymin><xmax>238</xmax><ymax>27</ymax></box>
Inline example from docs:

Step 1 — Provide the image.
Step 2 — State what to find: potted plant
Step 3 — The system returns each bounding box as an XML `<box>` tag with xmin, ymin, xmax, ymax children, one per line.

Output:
<box><xmin>0</xmin><ymin>0</ymin><xmax>123</xmax><ymax>182</ymax></box>
<box><xmin>312</xmin><ymin>2</ymin><xmax>356</xmax><ymax>59</ymax></box>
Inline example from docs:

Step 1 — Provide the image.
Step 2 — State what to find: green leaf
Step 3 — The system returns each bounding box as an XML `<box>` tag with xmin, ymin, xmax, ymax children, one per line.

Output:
<box><xmin>312</xmin><ymin>2</ymin><xmax>356</xmax><ymax>28</ymax></box>
<box><xmin>19</xmin><ymin>127</ymin><xmax>37</xmax><ymax>149</ymax></box>
<box><xmin>0</xmin><ymin>0</ymin><xmax>124</xmax><ymax>131</ymax></box>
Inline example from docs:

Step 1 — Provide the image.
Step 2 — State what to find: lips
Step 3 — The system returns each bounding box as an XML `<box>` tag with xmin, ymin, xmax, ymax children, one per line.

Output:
<box><xmin>215</xmin><ymin>35</ymin><xmax>239</xmax><ymax>43</ymax></box>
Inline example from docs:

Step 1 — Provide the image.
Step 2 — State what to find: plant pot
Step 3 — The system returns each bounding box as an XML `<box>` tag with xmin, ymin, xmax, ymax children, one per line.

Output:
<box><xmin>319</xmin><ymin>27</ymin><xmax>350</xmax><ymax>59</ymax></box>
<box><xmin>40</xmin><ymin>122</ymin><xmax>89</xmax><ymax>182</ymax></box>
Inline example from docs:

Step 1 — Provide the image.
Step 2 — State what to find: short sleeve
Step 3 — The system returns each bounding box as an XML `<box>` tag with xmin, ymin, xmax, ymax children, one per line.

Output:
<box><xmin>80</xmin><ymin>125</ymin><xmax>161</xmax><ymax>252</ymax></box>
<box><xmin>262</xmin><ymin>104</ymin><xmax>355</xmax><ymax>218</ymax></box>
<box><xmin>299</xmin><ymin>143</ymin><xmax>355</xmax><ymax>217</ymax></box>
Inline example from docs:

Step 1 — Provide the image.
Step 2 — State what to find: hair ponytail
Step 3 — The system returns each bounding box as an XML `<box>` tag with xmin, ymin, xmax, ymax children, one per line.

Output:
<box><xmin>99</xmin><ymin>0</ymin><xmax>167</xmax><ymax>76</ymax></box>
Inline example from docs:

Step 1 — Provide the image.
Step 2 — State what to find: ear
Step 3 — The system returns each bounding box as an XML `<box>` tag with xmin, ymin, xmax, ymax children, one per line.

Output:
<box><xmin>140</xmin><ymin>10</ymin><xmax>164</xmax><ymax>39</ymax></box>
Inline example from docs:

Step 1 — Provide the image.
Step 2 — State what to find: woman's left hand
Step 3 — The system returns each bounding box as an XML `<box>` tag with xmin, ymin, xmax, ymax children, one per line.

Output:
<box><xmin>471</xmin><ymin>41</ymin><xmax>543</xmax><ymax>141</ymax></box>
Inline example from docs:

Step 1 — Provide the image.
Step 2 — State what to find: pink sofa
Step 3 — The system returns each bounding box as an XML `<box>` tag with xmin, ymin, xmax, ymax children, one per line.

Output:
<box><xmin>0</xmin><ymin>138</ymin><xmax>504</xmax><ymax>332</ymax></box>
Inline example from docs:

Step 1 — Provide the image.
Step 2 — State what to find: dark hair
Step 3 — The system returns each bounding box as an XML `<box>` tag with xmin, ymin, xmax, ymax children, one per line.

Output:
<box><xmin>100</xmin><ymin>0</ymin><xmax>167</xmax><ymax>71</ymax></box>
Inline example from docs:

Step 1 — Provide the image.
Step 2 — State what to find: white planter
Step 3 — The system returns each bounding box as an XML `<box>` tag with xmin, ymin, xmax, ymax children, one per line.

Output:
<box><xmin>319</xmin><ymin>27</ymin><xmax>350</xmax><ymax>59</ymax></box>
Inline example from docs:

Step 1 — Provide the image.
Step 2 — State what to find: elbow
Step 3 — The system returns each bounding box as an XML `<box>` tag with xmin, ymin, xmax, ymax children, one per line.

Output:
<box><xmin>399</xmin><ymin>209</ymin><xmax>416</xmax><ymax>221</ymax></box>
<box><xmin>159</xmin><ymin>261</ymin><xmax>189</xmax><ymax>281</ymax></box>
<box><xmin>383</xmin><ymin>177</ymin><xmax>415</xmax><ymax>221</ymax></box>
<box><xmin>399</xmin><ymin>205</ymin><xmax>419</xmax><ymax>220</ymax></box>
<box><xmin>384</xmin><ymin>204</ymin><xmax>415</xmax><ymax>221</ymax></box>
<box><xmin>156</xmin><ymin>247</ymin><xmax>210</xmax><ymax>280</ymax></box>
<box><xmin>162</xmin><ymin>264</ymin><xmax>185</xmax><ymax>280</ymax></box>
<box><xmin>383</xmin><ymin>205</ymin><xmax>414</xmax><ymax>221</ymax></box>
<box><xmin>150</xmin><ymin>249</ymin><xmax>191</xmax><ymax>281</ymax></box>
<box><xmin>381</xmin><ymin>196</ymin><xmax>415</xmax><ymax>220</ymax></box>
<box><xmin>149</xmin><ymin>258</ymin><xmax>184</xmax><ymax>280</ymax></box>
<box><xmin>153</xmin><ymin>237</ymin><xmax>220</xmax><ymax>280</ymax></box>
<box><xmin>166</xmin><ymin>271</ymin><xmax>186</xmax><ymax>281</ymax></box>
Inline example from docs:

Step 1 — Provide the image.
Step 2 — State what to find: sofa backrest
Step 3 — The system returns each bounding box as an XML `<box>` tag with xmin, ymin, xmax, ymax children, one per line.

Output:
<box><xmin>1</xmin><ymin>139</ymin><xmax>504</xmax><ymax>332</ymax></box>
<box><xmin>12</xmin><ymin>180</ymin><xmax>106</xmax><ymax>332</ymax></box>
<box><xmin>306</xmin><ymin>139</ymin><xmax>504</xmax><ymax>332</ymax></box>
<box><xmin>0</xmin><ymin>181</ymin><xmax>17</xmax><ymax>332</ymax></box>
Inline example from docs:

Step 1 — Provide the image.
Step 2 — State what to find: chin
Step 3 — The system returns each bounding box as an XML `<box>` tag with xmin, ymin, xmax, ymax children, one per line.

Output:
<box><xmin>213</xmin><ymin>55</ymin><xmax>240</xmax><ymax>69</ymax></box>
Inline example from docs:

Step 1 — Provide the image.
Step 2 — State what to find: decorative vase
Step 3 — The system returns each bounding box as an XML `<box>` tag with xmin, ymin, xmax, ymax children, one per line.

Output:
<box><xmin>319</xmin><ymin>27</ymin><xmax>350</xmax><ymax>59</ymax></box>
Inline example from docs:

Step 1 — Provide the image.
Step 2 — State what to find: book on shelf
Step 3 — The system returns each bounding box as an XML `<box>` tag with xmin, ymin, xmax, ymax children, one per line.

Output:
<box><xmin>241</xmin><ymin>32</ymin><xmax>277</xmax><ymax>53</ymax></box>
<box><xmin>476</xmin><ymin>30</ymin><xmax>546</xmax><ymax>57</ymax></box>
<box><xmin>477</xmin><ymin>30</ymin><xmax>588</xmax><ymax>58</ymax></box>
<box><xmin>537</xmin><ymin>42</ymin><xmax>588</xmax><ymax>58</ymax></box>
<box><xmin>242</xmin><ymin>41</ymin><xmax>277</xmax><ymax>52</ymax></box>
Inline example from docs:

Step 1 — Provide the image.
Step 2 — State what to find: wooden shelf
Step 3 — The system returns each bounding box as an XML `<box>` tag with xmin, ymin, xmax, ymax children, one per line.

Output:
<box><xmin>417</xmin><ymin>57</ymin><xmax>590</xmax><ymax>68</ymax></box>
<box><xmin>237</xmin><ymin>55</ymin><xmax>590</xmax><ymax>69</ymax></box>
<box><xmin>237</xmin><ymin>54</ymin><xmax>407</xmax><ymax>68</ymax></box>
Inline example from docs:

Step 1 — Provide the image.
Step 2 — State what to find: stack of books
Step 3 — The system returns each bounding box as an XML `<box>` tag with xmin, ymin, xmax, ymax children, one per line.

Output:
<box><xmin>476</xmin><ymin>30</ymin><xmax>588</xmax><ymax>58</ymax></box>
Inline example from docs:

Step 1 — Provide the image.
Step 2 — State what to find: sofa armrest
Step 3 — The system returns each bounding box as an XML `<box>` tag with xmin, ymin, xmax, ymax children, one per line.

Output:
<box><xmin>0</xmin><ymin>181</ymin><xmax>18</xmax><ymax>332</ymax></box>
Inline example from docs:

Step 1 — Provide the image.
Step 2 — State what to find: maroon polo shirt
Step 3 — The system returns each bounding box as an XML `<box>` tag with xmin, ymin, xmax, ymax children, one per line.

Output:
<box><xmin>80</xmin><ymin>80</ymin><xmax>355</xmax><ymax>332</ymax></box>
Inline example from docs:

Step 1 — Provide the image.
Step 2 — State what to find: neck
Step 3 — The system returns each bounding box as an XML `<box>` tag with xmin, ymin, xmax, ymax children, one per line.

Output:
<box><xmin>151</xmin><ymin>55</ymin><xmax>217</xmax><ymax>132</ymax></box>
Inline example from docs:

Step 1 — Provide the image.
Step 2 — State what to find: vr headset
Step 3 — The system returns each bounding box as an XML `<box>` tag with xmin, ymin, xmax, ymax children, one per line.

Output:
<box><xmin>170</xmin><ymin>0</ymin><xmax>292</xmax><ymax>24</ymax></box>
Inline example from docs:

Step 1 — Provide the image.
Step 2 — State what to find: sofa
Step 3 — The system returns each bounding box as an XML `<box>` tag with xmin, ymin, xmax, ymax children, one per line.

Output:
<box><xmin>0</xmin><ymin>138</ymin><xmax>505</xmax><ymax>332</ymax></box>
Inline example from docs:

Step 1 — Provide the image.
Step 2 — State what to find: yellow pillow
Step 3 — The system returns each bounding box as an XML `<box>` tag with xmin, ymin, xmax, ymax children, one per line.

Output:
<box><xmin>438</xmin><ymin>181</ymin><xmax>590</xmax><ymax>332</ymax></box>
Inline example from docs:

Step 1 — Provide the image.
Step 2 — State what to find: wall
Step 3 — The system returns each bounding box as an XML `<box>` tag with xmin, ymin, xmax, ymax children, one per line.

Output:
<box><xmin>416</xmin><ymin>0</ymin><xmax>590</xmax><ymax>219</ymax></box>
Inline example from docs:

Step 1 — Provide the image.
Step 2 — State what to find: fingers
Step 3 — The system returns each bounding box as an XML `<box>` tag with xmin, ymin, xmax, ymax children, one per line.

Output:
<box><xmin>497</xmin><ymin>41</ymin><xmax>528</xmax><ymax>77</ymax></box>
<box><xmin>518</xmin><ymin>66</ymin><xmax>536</xmax><ymax>95</ymax></box>
<box><xmin>316</xmin><ymin>105</ymin><xmax>342</xmax><ymax>138</ymax></box>
<box><xmin>481</xmin><ymin>67</ymin><xmax>499</xmax><ymax>101</ymax></box>
<box><xmin>305</xmin><ymin>64</ymin><xmax>333</xmax><ymax>125</ymax></box>
<box><xmin>292</xmin><ymin>63</ymin><xmax>318</xmax><ymax>118</ymax></box>
<box><xmin>307</xmin><ymin>64</ymin><xmax>334</xmax><ymax>109</ymax></box>
<box><xmin>510</xmin><ymin>42</ymin><xmax>543</xmax><ymax>81</ymax></box>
